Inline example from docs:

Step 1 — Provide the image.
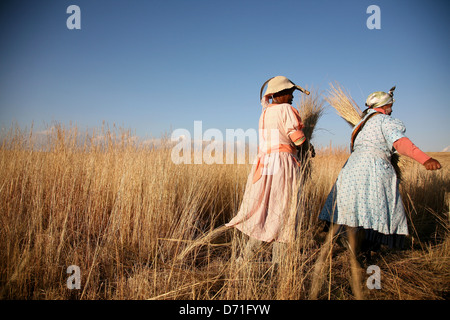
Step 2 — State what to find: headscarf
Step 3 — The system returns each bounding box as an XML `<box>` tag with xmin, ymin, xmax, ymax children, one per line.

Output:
<box><xmin>365</xmin><ymin>86</ymin><xmax>396</xmax><ymax>108</ymax></box>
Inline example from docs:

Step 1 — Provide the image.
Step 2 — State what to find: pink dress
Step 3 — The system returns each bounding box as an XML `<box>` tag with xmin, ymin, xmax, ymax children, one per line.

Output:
<box><xmin>226</xmin><ymin>103</ymin><xmax>305</xmax><ymax>243</ymax></box>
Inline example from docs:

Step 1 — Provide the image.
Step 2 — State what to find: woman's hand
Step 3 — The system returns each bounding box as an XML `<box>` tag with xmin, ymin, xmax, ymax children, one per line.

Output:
<box><xmin>423</xmin><ymin>158</ymin><xmax>441</xmax><ymax>170</ymax></box>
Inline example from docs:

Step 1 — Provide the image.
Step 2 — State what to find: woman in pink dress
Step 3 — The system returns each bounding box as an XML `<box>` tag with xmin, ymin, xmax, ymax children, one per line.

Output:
<box><xmin>226</xmin><ymin>76</ymin><xmax>313</xmax><ymax>262</ymax></box>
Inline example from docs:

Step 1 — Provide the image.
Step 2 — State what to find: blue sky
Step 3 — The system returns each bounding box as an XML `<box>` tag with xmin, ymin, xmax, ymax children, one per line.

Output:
<box><xmin>1</xmin><ymin>0</ymin><xmax>449</xmax><ymax>151</ymax></box>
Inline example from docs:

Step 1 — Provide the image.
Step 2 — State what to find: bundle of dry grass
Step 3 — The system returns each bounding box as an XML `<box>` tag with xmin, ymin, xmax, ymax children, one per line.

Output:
<box><xmin>297</xmin><ymin>87</ymin><xmax>326</xmax><ymax>141</ymax></box>
<box><xmin>324</xmin><ymin>82</ymin><xmax>362</xmax><ymax>127</ymax></box>
<box><xmin>296</xmin><ymin>87</ymin><xmax>326</xmax><ymax>177</ymax></box>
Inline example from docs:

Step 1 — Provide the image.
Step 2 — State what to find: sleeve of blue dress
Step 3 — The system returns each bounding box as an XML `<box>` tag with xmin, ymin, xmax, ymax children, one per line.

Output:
<box><xmin>381</xmin><ymin>117</ymin><xmax>407</xmax><ymax>151</ymax></box>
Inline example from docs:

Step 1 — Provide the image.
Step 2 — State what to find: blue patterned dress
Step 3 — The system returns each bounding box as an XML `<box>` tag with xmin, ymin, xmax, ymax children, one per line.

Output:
<box><xmin>319</xmin><ymin>109</ymin><xmax>409</xmax><ymax>246</ymax></box>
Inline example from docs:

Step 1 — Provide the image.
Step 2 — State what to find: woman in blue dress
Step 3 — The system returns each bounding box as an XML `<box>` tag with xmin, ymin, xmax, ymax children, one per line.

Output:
<box><xmin>319</xmin><ymin>87</ymin><xmax>441</xmax><ymax>251</ymax></box>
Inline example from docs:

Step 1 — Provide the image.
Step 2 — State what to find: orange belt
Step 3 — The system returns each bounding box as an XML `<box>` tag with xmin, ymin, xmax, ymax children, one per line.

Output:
<box><xmin>252</xmin><ymin>144</ymin><xmax>297</xmax><ymax>183</ymax></box>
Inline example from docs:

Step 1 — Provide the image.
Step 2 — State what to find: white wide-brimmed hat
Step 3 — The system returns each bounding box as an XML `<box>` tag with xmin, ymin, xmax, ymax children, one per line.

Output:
<box><xmin>260</xmin><ymin>76</ymin><xmax>310</xmax><ymax>100</ymax></box>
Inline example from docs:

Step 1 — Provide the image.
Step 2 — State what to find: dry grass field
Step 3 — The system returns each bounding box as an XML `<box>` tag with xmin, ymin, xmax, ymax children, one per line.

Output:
<box><xmin>0</xmin><ymin>124</ymin><xmax>448</xmax><ymax>300</ymax></box>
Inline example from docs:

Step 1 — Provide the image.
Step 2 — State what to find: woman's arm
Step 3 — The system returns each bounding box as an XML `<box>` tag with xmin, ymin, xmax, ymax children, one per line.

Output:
<box><xmin>393</xmin><ymin>137</ymin><xmax>441</xmax><ymax>170</ymax></box>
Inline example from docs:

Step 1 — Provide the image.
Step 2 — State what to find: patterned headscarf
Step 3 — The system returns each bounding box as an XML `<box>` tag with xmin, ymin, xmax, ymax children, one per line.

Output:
<box><xmin>365</xmin><ymin>86</ymin><xmax>396</xmax><ymax>108</ymax></box>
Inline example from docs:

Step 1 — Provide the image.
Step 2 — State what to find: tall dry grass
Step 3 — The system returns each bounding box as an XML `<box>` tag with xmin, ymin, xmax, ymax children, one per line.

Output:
<box><xmin>0</xmin><ymin>121</ymin><xmax>448</xmax><ymax>300</ymax></box>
